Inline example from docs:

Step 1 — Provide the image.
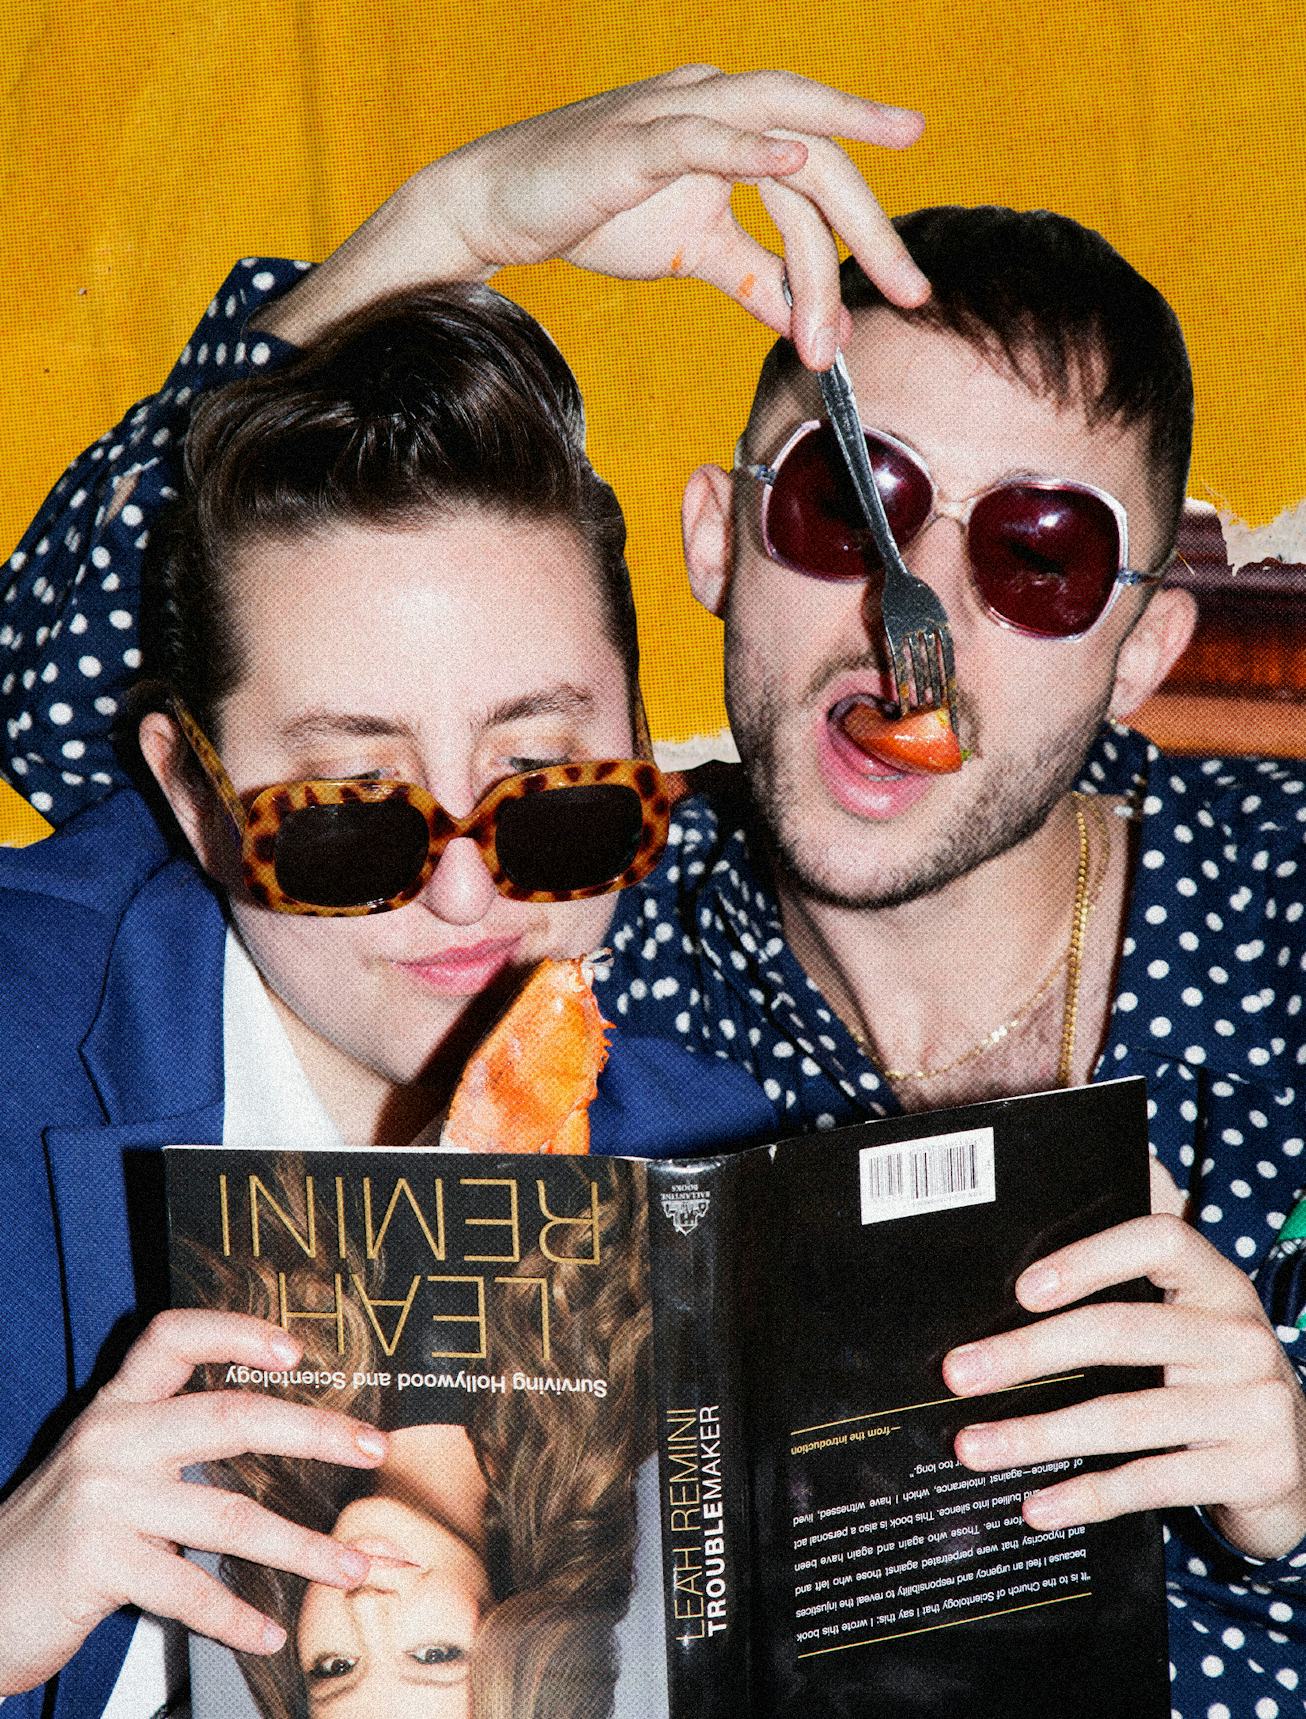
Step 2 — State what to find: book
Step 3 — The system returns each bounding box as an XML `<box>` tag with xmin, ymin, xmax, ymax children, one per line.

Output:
<box><xmin>165</xmin><ymin>1076</ymin><xmax>1170</xmax><ymax>1718</ymax></box>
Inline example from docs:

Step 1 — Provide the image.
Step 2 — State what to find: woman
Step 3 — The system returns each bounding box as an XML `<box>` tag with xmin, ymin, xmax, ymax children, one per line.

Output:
<box><xmin>0</xmin><ymin>264</ymin><xmax>772</xmax><ymax>1719</ymax></box>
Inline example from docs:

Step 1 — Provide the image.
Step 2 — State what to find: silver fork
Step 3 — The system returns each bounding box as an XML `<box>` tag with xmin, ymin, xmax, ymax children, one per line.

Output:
<box><xmin>815</xmin><ymin>350</ymin><xmax>958</xmax><ymax>729</ymax></box>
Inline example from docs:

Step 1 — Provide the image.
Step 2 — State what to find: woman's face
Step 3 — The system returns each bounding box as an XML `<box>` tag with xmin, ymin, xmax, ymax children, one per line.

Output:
<box><xmin>160</xmin><ymin>509</ymin><xmax>635</xmax><ymax>1114</ymax></box>
<box><xmin>296</xmin><ymin>1494</ymin><xmax>493</xmax><ymax>1717</ymax></box>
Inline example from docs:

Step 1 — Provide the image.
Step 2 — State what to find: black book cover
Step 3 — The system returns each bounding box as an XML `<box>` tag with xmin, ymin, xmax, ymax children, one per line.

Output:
<box><xmin>741</xmin><ymin>1078</ymin><xmax>1168</xmax><ymax>1717</ymax></box>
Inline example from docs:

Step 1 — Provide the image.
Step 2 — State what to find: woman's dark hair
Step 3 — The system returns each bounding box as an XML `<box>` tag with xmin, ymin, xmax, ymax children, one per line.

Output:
<box><xmin>144</xmin><ymin>284</ymin><xmax>640</xmax><ymax>735</ymax></box>
<box><xmin>751</xmin><ymin>206</ymin><xmax>1194</xmax><ymax>566</ymax></box>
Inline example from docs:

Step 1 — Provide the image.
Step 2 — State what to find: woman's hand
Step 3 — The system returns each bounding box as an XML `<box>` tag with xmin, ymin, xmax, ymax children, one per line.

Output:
<box><xmin>943</xmin><ymin>1213</ymin><xmax>1306</xmax><ymax>1561</ymax></box>
<box><xmin>258</xmin><ymin>66</ymin><xmax>928</xmax><ymax>367</ymax></box>
<box><xmin>0</xmin><ymin>1310</ymin><xmax>388</xmax><ymax>1696</ymax></box>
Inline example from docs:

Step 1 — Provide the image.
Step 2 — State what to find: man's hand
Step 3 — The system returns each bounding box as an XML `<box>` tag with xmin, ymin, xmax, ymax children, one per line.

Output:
<box><xmin>258</xmin><ymin>66</ymin><xmax>928</xmax><ymax>367</ymax></box>
<box><xmin>942</xmin><ymin>1214</ymin><xmax>1306</xmax><ymax>1561</ymax></box>
<box><xmin>0</xmin><ymin>1310</ymin><xmax>388</xmax><ymax>1696</ymax></box>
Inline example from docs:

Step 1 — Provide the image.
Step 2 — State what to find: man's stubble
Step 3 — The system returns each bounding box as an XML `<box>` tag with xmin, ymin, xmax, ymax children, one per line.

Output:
<box><xmin>723</xmin><ymin>628</ymin><xmax>1115</xmax><ymax>914</ymax></box>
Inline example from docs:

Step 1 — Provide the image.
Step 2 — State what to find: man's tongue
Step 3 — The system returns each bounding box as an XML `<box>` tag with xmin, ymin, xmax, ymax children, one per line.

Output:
<box><xmin>835</xmin><ymin>697</ymin><xmax>964</xmax><ymax>775</ymax></box>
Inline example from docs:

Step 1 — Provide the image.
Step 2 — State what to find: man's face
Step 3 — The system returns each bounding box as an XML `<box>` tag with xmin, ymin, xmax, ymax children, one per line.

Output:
<box><xmin>190</xmin><ymin>510</ymin><xmax>633</xmax><ymax>1089</ymax></box>
<box><xmin>720</xmin><ymin>311</ymin><xmax>1167</xmax><ymax>910</ymax></box>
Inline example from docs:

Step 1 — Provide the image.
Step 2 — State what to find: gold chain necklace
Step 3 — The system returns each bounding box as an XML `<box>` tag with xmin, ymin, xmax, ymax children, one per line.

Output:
<box><xmin>865</xmin><ymin>794</ymin><xmax>1106</xmax><ymax>1087</ymax></box>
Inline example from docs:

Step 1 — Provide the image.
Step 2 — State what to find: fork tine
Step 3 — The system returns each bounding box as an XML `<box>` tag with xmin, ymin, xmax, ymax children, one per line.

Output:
<box><xmin>892</xmin><ymin>642</ymin><xmax>914</xmax><ymax>714</ymax></box>
<box><xmin>921</xmin><ymin>629</ymin><xmax>945</xmax><ymax>712</ymax></box>
<box><xmin>936</xmin><ymin>626</ymin><xmax>960</xmax><ymax>734</ymax></box>
<box><xmin>907</xmin><ymin>632</ymin><xmax>929</xmax><ymax>711</ymax></box>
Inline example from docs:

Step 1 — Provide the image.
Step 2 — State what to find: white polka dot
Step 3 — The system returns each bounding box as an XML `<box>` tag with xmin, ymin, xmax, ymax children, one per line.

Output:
<box><xmin>1117</xmin><ymin>992</ymin><xmax>1138</xmax><ymax>1012</ymax></box>
<box><xmin>61</xmin><ymin>739</ymin><xmax>85</xmax><ymax>760</ymax></box>
<box><xmin>1150</xmin><ymin>1017</ymin><xmax>1172</xmax><ymax>1037</ymax></box>
<box><xmin>123</xmin><ymin>648</ymin><xmax>142</xmax><ymax>669</ymax></box>
<box><xmin>250</xmin><ymin>340</ymin><xmax>272</xmax><ymax>366</ymax></box>
<box><xmin>1254</xmin><ymin>1700</ymin><xmax>1278</xmax><ymax>1719</ymax></box>
<box><xmin>1268</xmin><ymin>1601</ymin><xmax>1293</xmax><ymax>1623</ymax></box>
<box><xmin>94</xmin><ymin>695</ymin><xmax>117</xmax><ymax>716</ymax></box>
<box><xmin>48</xmin><ymin>701</ymin><xmax>73</xmax><ymax>725</ymax></box>
<box><xmin>108</xmin><ymin>609</ymin><xmax>132</xmax><ymax>630</ymax></box>
<box><xmin>30</xmin><ymin>790</ymin><xmax>53</xmax><ymax>812</ymax></box>
<box><xmin>78</xmin><ymin>654</ymin><xmax>101</xmax><ymax>677</ymax></box>
<box><xmin>1148</xmin><ymin>958</ymin><xmax>1170</xmax><ymax>979</ymax></box>
<box><xmin>1145</xmin><ymin>905</ymin><xmax>1167</xmax><ymax>925</ymax></box>
<box><xmin>1200</xmin><ymin>1654</ymin><xmax>1224</xmax><ymax>1677</ymax></box>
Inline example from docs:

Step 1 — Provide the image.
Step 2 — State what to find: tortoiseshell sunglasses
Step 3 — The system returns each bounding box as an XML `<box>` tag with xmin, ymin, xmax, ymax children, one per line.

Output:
<box><xmin>170</xmin><ymin>698</ymin><xmax>674</xmax><ymax>916</ymax></box>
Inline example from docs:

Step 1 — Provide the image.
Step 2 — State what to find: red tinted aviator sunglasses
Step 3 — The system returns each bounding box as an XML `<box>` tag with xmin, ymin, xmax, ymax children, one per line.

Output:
<box><xmin>171</xmin><ymin>698</ymin><xmax>674</xmax><ymax>916</ymax></box>
<box><xmin>736</xmin><ymin>421</ymin><xmax>1163</xmax><ymax>640</ymax></box>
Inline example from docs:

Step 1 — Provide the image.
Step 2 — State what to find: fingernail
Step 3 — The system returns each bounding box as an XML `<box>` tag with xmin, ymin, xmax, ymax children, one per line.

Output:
<box><xmin>1019</xmin><ymin>1264</ymin><xmax>1060</xmax><ymax>1306</ymax></box>
<box><xmin>1024</xmin><ymin>1492</ymin><xmax>1068</xmax><ymax>1529</ymax></box>
<box><xmin>260</xmin><ymin>1617</ymin><xmax>287</xmax><ymax>1653</ymax></box>
<box><xmin>354</xmin><ymin>1426</ymin><xmax>388</xmax><ymax>1461</ymax></box>
<box><xmin>269</xmin><ymin>1332</ymin><xmax>300</xmax><ymax>1366</ymax></box>
<box><xmin>946</xmin><ymin>1344</ymin><xmax>990</xmax><ymax>1392</ymax></box>
<box><xmin>809</xmin><ymin>325</ymin><xmax>837</xmax><ymax>371</ymax></box>
<box><xmin>956</xmin><ymin>1422</ymin><xmax>1005</xmax><ymax>1466</ymax></box>
<box><xmin>338</xmin><ymin>1546</ymin><xmax>370</xmax><ymax>1585</ymax></box>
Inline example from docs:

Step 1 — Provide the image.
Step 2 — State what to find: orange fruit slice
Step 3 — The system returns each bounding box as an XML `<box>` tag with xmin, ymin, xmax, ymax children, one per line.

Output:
<box><xmin>442</xmin><ymin>956</ymin><xmax>610</xmax><ymax>1154</ymax></box>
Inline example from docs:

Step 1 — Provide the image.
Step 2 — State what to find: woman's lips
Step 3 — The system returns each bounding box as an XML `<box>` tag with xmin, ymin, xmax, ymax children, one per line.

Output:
<box><xmin>395</xmin><ymin>937</ymin><xmax>522</xmax><ymax>996</ymax></box>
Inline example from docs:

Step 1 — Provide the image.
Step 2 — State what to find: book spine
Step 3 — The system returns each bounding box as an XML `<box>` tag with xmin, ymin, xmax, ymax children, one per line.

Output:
<box><xmin>645</xmin><ymin>1155</ymin><xmax>751</xmax><ymax>1718</ymax></box>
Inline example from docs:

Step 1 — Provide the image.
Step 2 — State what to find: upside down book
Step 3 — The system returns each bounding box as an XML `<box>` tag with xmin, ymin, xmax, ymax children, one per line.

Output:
<box><xmin>166</xmin><ymin>1076</ymin><xmax>1168</xmax><ymax>1717</ymax></box>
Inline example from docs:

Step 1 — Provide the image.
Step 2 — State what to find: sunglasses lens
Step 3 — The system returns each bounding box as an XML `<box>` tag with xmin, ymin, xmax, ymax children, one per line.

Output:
<box><xmin>766</xmin><ymin>426</ymin><xmax>931</xmax><ymax>579</ymax></box>
<box><xmin>969</xmin><ymin>486</ymin><xmax>1121</xmax><ymax>637</ymax></box>
<box><xmin>274</xmin><ymin>798</ymin><xmax>430</xmax><ymax>908</ymax></box>
<box><xmin>495</xmin><ymin>783</ymin><xmax>646</xmax><ymax>894</ymax></box>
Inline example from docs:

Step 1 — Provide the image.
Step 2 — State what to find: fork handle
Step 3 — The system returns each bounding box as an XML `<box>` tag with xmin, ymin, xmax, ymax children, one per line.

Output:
<box><xmin>815</xmin><ymin>355</ymin><xmax>909</xmax><ymax>585</ymax></box>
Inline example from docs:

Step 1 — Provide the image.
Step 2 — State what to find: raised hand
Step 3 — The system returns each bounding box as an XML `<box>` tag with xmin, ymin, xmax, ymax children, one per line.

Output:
<box><xmin>0</xmin><ymin>1310</ymin><xmax>388</xmax><ymax>1695</ymax></box>
<box><xmin>260</xmin><ymin>66</ymin><xmax>929</xmax><ymax>368</ymax></box>
<box><xmin>943</xmin><ymin>1213</ymin><xmax>1306</xmax><ymax>1561</ymax></box>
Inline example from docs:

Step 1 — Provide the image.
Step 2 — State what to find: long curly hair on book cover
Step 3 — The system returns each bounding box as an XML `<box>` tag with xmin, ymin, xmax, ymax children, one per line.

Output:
<box><xmin>176</xmin><ymin>1155</ymin><xmax>653</xmax><ymax>1719</ymax></box>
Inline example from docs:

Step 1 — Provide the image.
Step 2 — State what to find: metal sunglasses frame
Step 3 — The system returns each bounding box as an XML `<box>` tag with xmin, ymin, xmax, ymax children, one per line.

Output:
<box><xmin>735</xmin><ymin>419</ymin><xmax>1163</xmax><ymax>642</ymax></box>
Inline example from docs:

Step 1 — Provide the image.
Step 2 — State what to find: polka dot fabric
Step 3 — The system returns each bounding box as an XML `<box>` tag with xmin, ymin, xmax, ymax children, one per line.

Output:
<box><xmin>594</xmin><ymin>721</ymin><xmax>1306</xmax><ymax>1713</ymax></box>
<box><xmin>1</xmin><ymin>259</ymin><xmax>306</xmax><ymax>823</ymax></box>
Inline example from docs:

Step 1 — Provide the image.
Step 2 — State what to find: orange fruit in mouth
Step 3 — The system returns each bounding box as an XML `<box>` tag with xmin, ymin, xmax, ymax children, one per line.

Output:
<box><xmin>838</xmin><ymin>701</ymin><xmax>965</xmax><ymax>775</ymax></box>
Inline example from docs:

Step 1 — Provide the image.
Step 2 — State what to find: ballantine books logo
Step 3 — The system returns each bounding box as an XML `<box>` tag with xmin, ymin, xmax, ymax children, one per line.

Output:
<box><xmin>661</xmin><ymin>1183</ymin><xmax>712</xmax><ymax>1236</ymax></box>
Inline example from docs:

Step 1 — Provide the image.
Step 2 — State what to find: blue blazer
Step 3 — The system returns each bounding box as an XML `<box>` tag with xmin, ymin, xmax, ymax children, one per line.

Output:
<box><xmin>0</xmin><ymin>790</ymin><xmax>775</xmax><ymax>1718</ymax></box>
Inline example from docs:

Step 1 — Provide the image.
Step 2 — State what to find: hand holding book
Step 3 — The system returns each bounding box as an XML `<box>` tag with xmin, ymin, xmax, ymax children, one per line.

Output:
<box><xmin>0</xmin><ymin>1310</ymin><xmax>387</xmax><ymax>1697</ymax></box>
<box><xmin>946</xmin><ymin>1209</ymin><xmax>1306</xmax><ymax>1561</ymax></box>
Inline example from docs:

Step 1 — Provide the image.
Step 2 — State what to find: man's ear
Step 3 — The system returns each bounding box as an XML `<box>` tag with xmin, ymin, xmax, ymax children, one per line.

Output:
<box><xmin>1108</xmin><ymin>584</ymin><xmax>1199</xmax><ymax>719</ymax></box>
<box><xmin>682</xmin><ymin>464</ymin><xmax>735</xmax><ymax>617</ymax></box>
<box><xmin>137</xmin><ymin>711</ymin><xmax>231</xmax><ymax>877</ymax></box>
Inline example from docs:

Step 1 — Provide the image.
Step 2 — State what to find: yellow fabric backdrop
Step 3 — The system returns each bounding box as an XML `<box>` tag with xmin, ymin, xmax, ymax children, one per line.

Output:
<box><xmin>3</xmin><ymin>1</ymin><xmax>1303</xmax><ymax>745</ymax></box>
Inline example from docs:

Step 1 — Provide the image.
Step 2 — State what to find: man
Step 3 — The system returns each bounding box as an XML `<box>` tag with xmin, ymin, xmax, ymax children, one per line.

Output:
<box><xmin>4</xmin><ymin>70</ymin><xmax>1303</xmax><ymax>1716</ymax></box>
<box><xmin>601</xmin><ymin>216</ymin><xmax>1306</xmax><ymax>1712</ymax></box>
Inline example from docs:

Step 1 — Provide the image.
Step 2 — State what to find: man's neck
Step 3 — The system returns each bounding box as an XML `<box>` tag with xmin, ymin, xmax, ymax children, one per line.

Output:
<box><xmin>777</xmin><ymin>793</ymin><xmax>1133</xmax><ymax>1110</ymax></box>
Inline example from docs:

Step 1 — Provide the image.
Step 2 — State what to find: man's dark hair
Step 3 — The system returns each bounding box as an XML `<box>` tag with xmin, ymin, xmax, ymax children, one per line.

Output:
<box><xmin>752</xmin><ymin>206</ymin><xmax>1194</xmax><ymax>566</ymax></box>
<box><xmin>145</xmin><ymin>283</ymin><xmax>639</xmax><ymax>734</ymax></box>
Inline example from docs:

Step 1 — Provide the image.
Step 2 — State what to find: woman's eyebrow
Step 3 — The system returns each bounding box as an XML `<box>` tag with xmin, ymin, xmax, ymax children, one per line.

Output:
<box><xmin>483</xmin><ymin>684</ymin><xmax>596</xmax><ymax>726</ymax></box>
<box><xmin>278</xmin><ymin>710</ymin><xmax>417</xmax><ymax>745</ymax></box>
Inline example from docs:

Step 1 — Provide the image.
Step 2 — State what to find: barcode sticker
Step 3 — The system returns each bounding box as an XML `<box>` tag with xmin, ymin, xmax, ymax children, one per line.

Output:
<box><xmin>859</xmin><ymin>1127</ymin><xmax>996</xmax><ymax>1224</ymax></box>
